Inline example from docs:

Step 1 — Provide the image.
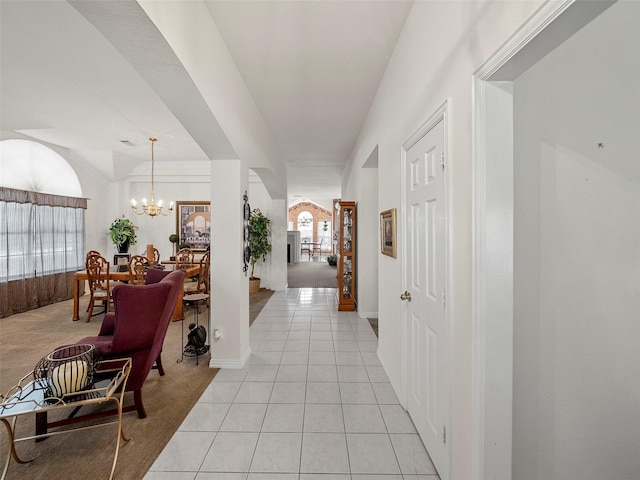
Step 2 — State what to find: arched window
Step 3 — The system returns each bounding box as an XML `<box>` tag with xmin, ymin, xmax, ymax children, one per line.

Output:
<box><xmin>0</xmin><ymin>139</ymin><xmax>86</xmax><ymax>316</ymax></box>
<box><xmin>0</xmin><ymin>139</ymin><xmax>83</xmax><ymax>196</ymax></box>
<box><xmin>297</xmin><ymin>211</ymin><xmax>313</xmax><ymax>242</ymax></box>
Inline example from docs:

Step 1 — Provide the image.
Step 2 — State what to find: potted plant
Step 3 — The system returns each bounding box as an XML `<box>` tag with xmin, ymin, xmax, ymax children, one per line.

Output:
<box><xmin>248</xmin><ymin>208</ymin><xmax>272</xmax><ymax>293</ymax></box>
<box><xmin>169</xmin><ymin>234</ymin><xmax>180</xmax><ymax>259</ymax></box>
<box><xmin>108</xmin><ymin>216</ymin><xmax>137</xmax><ymax>253</ymax></box>
<box><xmin>326</xmin><ymin>254</ymin><xmax>338</xmax><ymax>266</ymax></box>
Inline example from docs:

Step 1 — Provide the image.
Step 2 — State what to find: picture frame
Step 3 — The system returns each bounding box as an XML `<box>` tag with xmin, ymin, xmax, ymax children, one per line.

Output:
<box><xmin>380</xmin><ymin>208</ymin><xmax>397</xmax><ymax>258</ymax></box>
<box><xmin>176</xmin><ymin>201</ymin><xmax>211</xmax><ymax>251</ymax></box>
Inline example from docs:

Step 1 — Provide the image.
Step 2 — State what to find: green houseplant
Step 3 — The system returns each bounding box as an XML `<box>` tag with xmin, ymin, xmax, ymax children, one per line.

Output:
<box><xmin>248</xmin><ymin>208</ymin><xmax>272</xmax><ymax>292</ymax></box>
<box><xmin>326</xmin><ymin>254</ymin><xmax>338</xmax><ymax>266</ymax></box>
<box><xmin>108</xmin><ymin>216</ymin><xmax>137</xmax><ymax>253</ymax></box>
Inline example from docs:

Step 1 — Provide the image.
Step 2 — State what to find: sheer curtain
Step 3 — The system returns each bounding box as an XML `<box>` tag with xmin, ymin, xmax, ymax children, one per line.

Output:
<box><xmin>0</xmin><ymin>187</ymin><xmax>86</xmax><ymax>317</ymax></box>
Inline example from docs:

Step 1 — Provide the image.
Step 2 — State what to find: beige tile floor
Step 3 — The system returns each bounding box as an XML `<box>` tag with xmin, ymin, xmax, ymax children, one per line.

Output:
<box><xmin>144</xmin><ymin>288</ymin><xmax>440</xmax><ymax>480</ymax></box>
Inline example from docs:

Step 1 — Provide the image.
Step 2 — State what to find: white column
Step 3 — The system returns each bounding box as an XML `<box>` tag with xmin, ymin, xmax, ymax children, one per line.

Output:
<box><xmin>266</xmin><ymin>198</ymin><xmax>287</xmax><ymax>291</ymax></box>
<box><xmin>209</xmin><ymin>159</ymin><xmax>250</xmax><ymax>368</ymax></box>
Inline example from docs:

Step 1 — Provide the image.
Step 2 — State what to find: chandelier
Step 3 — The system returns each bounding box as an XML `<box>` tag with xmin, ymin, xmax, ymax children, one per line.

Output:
<box><xmin>298</xmin><ymin>216</ymin><xmax>312</xmax><ymax>226</ymax></box>
<box><xmin>131</xmin><ymin>138</ymin><xmax>174</xmax><ymax>217</ymax></box>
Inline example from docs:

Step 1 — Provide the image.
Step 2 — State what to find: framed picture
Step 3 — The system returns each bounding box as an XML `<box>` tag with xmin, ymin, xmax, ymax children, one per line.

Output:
<box><xmin>380</xmin><ymin>208</ymin><xmax>397</xmax><ymax>258</ymax></box>
<box><xmin>176</xmin><ymin>201</ymin><xmax>211</xmax><ymax>251</ymax></box>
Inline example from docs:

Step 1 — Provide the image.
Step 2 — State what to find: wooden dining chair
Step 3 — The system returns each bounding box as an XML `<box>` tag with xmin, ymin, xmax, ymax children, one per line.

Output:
<box><xmin>129</xmin><ymin>255</ymin><xmax>147</xmax><ymax>285</ymax></box>
<box><xmin>141</xmin><ymin>248</ymin><xmax>160</xmax><ymax>266</ymax></box>
<box><xmin>312</xmin><ymin>238</ymin><xmax>324</xmax><ymax>256</ymax></box>
<box><xmin>185</xmin><ymin>251</ymin><xmax>210</xmax><ymax>295</ymax></box>
<box><xmin>85</xmin><ymin>253</ymin><xmax>111</xmax><ymax>322</ymax></box>
<box><xmin>85</xmin><ymin>250</ymin><xmax>101</xmax><ymax>260</ymax></box>
<box><xmin>175</xmin><ymin>248</ymin><xmax>194</xmax><ymax>269</ymax></box>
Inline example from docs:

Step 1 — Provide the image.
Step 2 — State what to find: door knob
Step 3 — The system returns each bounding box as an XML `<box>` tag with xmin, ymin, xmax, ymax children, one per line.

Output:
<box><xmin>400</xmin><ymin>291</ymin><xmax>412</xmax><ymax>301</ymax></box>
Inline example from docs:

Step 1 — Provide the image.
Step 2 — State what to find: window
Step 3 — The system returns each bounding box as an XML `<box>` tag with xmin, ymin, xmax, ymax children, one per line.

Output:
<box><xmin>0</xmin><ymin>140</ymin><xmax>85</xmax><ymax>285</ymax></box>
<box><xmin>317</xmin><ymin>220</ymin><xmax>331</xmax><ymax>251</ymax></box>
<box><xmin>298</xmin><ymin>211</ymin><xmax>313</xmax><ymax>241</ymax></box>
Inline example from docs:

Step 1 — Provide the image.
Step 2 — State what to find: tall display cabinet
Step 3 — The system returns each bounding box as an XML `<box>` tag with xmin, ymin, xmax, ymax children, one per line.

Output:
<box><xmin>336</xmin><ymin>201</ymin><xmax>356</xmax><ymax>311</ymax></box>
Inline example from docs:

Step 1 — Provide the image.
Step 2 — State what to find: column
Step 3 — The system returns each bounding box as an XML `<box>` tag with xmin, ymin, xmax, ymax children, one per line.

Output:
<box><xmin>208</xmin><ymin>159</ymin><xmax>251</xmax><ymax>368</ymax></box>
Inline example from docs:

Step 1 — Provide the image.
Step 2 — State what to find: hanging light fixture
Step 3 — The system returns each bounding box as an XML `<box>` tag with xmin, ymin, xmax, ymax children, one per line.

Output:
<box><xmin>298</xmin><ymin>214</ymin><xmax>313</xmax><ymax>226</ymax></box>
<box><xmin>131</xmin><ymin>137</ymin><xmax>174</xmax><ymax>217</ymax></box>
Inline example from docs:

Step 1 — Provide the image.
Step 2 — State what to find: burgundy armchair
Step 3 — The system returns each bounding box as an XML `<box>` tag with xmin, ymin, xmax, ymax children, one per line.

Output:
<box><xmin>77</xmin><ymin>269</ymin><xmax>185</xmax><ymax>418</ymax></box>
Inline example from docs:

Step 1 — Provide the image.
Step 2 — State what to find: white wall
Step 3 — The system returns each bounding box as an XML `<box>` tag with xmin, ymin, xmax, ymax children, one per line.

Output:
<box><xmin>343</xmin><ymin>159</ymin><xmax>378</xmax><ymax>318</ymax></box>
<box><xmin>341</xmin><ymin>1</ymin><xmax>543</xmax><ymax>478</ymax></box>
<box><xmin>249</xmin><ymin>171</ymin><xmax>287</xmax><ymax>290</ymax></box>
<box><xmin>40</xmin><ymin>141</ymin><xmax>111</xmax><ymax>256</ymax></box>
<box><xmin>513</xmin><ymin>2</ymin><xmax>640</xmax><ymax>479</ymax></box>
<box><xmin>125</xmin><ymin>162</ymin><xmax>211</xmax><ymax>259</ymax></box>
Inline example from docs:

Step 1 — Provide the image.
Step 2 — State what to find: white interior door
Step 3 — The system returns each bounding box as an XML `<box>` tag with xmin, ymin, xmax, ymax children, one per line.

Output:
<box><xmin>404</xmin><ymin>117</ymin><xmax>448</xmax><ymax>478</ymax></box>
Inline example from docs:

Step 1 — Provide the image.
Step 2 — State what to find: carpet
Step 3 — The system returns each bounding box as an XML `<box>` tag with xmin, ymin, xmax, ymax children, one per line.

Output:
<box><xmin>368</xmin><ymin>317</ymin><xmax>379</xmax><ymax>337</ymax></box>
<box><xmin>287</xmin><ymin>261</ymin><xmax>338</xmax><ymax>288</ymax></box>
<box><xmin>250</xmin><ymin>288</ymin><xmax>274</xmax><ymax>327</ymax></box>
<box><xmin>0</xmin><ymin>289</ymin><xmax>271</xmax><ymax>479</ymax></box>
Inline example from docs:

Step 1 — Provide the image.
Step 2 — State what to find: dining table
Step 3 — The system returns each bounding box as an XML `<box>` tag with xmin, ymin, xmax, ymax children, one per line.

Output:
<box><xmin>72</xmin><ymin>264</ymin><xmax>201</xmax><ymax>322</ymax></box>
<box><xmin>301</xmin><ymin>241</ymin><xmax>322</xmax><ymax>259</ymax></box>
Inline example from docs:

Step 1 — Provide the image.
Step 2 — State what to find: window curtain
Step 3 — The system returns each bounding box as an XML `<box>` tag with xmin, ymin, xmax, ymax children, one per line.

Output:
<box><xmin>0</xmin><ymin>187</ymin><xmax>86</xmax><ymax>317</ymax></box>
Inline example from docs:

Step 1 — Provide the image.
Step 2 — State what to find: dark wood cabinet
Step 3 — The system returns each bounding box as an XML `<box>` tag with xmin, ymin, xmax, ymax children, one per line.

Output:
<box><xmin>336</xmin><ymin>201</ymin><xmax>356</xmax><ymax>311</ymax></box>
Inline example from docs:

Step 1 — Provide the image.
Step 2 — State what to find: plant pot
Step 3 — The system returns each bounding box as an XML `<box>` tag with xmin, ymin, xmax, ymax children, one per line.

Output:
<box><xmin>117</xmin><ymin>239</ymin><xmax>130</xmax><ymax>253</ymax></box>
<box><xmin>249</xmin><ymin>277</ymin><xmax>261</xmax><ymax>294</ymax></box>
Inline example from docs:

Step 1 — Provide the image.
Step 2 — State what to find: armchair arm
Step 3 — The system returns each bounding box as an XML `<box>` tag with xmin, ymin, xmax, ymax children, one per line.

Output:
<box><xmin>98</xmin><ymin>313</ymin><xmax>116</xmax><ymax>336</ymax></box>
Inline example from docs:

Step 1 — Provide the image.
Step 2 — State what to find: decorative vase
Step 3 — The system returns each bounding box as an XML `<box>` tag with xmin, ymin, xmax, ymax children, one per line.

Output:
<box><xmin>34</xmin><ymin>344</ymin><xmax>99</xmax><ymax>400</ymax></box>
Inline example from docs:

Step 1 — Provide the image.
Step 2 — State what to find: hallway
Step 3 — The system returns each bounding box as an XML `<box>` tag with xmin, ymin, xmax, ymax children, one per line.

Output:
<box><xmin>145</xmin><ymin>287</ymin><xmax>438</xmax><ymax>479</ymax></box>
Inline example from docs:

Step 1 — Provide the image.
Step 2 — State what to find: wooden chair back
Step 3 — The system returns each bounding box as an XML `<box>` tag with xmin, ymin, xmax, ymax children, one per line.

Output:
<box><xmin>85</xmin><ymin>253</ymin><xmax>110</xmax><ymax>322</ymax></box>
<box><xmin>142</xmin><ymin>248</ymin><xmax>160</xmax><ymax>265</ymax></box>
<box><xmin>129</xmin><ymin>255</ymin><xmax>147</xmax><ymax>285</ymax></box>
<box><xmin>185</xmin><ymin>250</ymin><xmax>210</xmax><ymax>294</ymax></box>
<box><xmin>313</xmin><ymin>238</ymin><xmax>324</xmax><ymax>255</ymax></box>
<box><xmin>175</xmin><ymin>248</ymin><xmax>194</xmax><ymax>268</ymax></box>
<box><xmin>201</xmin><ymin>251</ymin><xmax>211</xmax><ymax>294</ymax></box>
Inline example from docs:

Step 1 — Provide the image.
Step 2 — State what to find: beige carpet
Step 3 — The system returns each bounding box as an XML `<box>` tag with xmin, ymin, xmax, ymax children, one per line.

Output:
<box><xmin>287</xmin><ymin>261</ymin><xmax>338</xmax><ymax>288</ymax></box>
<box><xmin>0</xmin><ymin>289</ymin><xmax>271</xmax><ymax>480</ymax></box>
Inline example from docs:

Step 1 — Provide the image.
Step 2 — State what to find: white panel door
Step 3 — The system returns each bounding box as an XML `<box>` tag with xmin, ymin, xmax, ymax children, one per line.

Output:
<box><xmin>404</xmin><ymin>118</ymin><xmax>448</xmax><ymax>477</ymax></box>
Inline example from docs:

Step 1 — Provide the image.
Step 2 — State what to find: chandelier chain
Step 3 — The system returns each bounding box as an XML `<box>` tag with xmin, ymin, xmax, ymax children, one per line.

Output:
<box><xmin>130</xmin><ymin>137</ymin><xmax>173</xmax><ymax>217</ymax></box>
<box><xmin>150</xmin><ymin>137</ymin><xmax>156</xmax><ymax>195</ymax></box>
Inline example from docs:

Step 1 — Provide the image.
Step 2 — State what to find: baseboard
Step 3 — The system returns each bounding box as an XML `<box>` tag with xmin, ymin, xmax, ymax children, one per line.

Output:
<box><xmin>209</xmin><ymin>347</ymin><xmax>251</xmax><ymax>369</ymax></box>
<box><xmin>358</xmin><ymin>310</ymin><xmax>378</xmax><ymax>319</ymax></box>
<box><xmin>377</xmin><ymin>346</ymin><xmax>405</xmax><ymax>409</ymax></box>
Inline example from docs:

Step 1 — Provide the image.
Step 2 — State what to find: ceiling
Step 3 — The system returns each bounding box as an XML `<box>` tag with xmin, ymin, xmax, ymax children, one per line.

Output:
<box><xmin>0</xmin><ymin>0</ymin><xmax>413</xmax><ymax>203</ymax></box>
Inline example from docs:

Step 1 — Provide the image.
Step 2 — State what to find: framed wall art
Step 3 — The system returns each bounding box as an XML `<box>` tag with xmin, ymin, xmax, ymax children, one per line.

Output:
<box><xmin>176</xmin><ymin>201</ymin><xmax>211</xmax><ymax>251</ymax></box>
<box><xmin>380</xmin><ymin>208</ymin><xmax>397</xmax><ymax>258</ymax></box>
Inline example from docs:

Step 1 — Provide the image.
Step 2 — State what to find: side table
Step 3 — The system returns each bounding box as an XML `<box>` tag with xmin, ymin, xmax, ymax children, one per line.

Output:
<box><xmin>113</xmin><ymin>253</ymin><xmax>131</xmax><ymax>272</ymax></box>
<box><xmin>179</xmin><ymin>293</ymin><xmax>210</xmax><ymax>365</ymax></box>
<box><xmin>0</xmin><ymin>357</ymin><xmax>132</xmax><ymax>480</ymax></box>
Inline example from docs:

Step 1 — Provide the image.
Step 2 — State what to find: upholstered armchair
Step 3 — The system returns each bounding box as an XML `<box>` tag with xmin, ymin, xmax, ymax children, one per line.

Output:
<box><xmin>76</xmin><ymin>269</ymin><xmax>185</xmax><ymax>418</ymax></box>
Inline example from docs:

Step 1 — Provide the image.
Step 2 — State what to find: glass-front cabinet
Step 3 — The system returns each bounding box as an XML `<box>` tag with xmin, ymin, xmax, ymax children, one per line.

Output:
<box><xmin>336</xmin><ymin>201</ymin><xmax>356</xmax><ymax>311</ymax></box>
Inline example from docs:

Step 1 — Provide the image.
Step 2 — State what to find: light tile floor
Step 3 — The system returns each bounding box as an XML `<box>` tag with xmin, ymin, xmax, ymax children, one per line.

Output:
<box><xmin>145</xmin><ymin>288</ymin><xmax>440</xmax><ymax>480</ymax></box>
